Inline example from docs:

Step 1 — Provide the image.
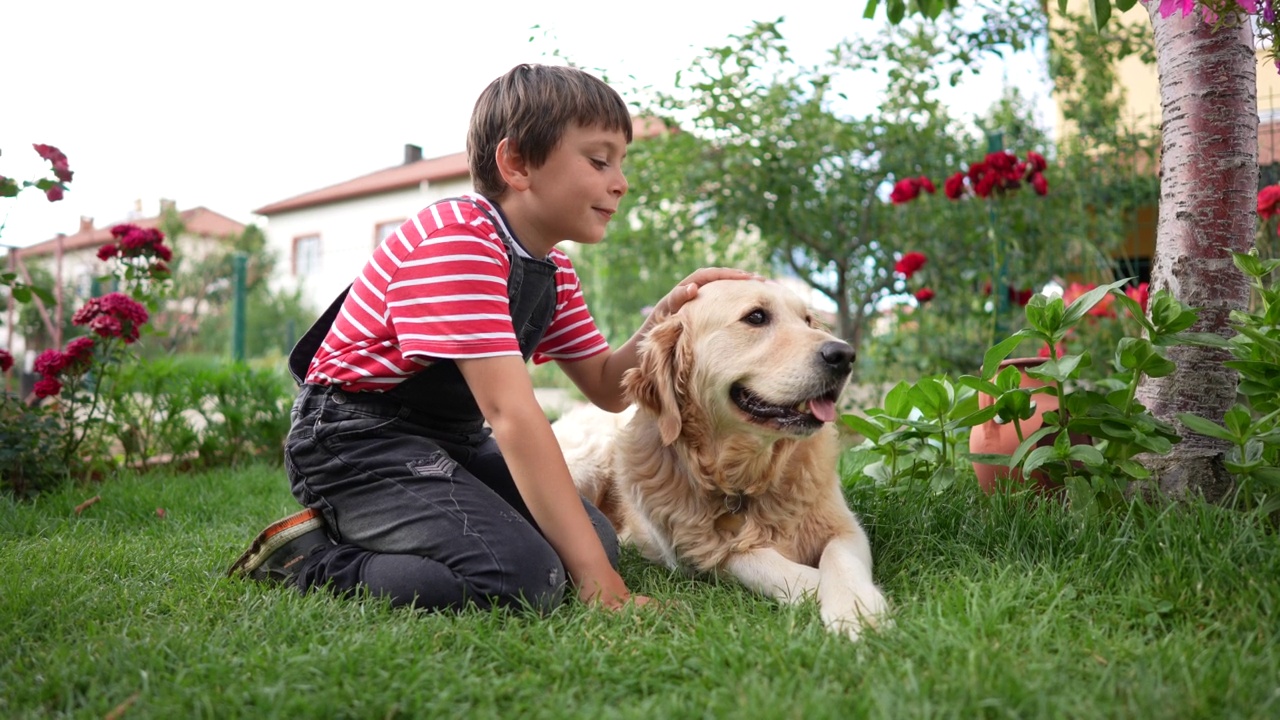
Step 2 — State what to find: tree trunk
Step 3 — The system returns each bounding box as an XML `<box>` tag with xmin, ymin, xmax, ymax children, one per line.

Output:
<box><xmin>1135</xmin><ymin>7</ymin><xmax>1256</xmax><ymax>501</ymax></box>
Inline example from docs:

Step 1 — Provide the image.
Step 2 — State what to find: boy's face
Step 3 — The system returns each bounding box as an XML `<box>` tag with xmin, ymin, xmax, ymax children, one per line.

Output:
<box><xmin>524</xmin><ymin>123</ymin><xmax>629</xmax><ymax>248</ymax></box>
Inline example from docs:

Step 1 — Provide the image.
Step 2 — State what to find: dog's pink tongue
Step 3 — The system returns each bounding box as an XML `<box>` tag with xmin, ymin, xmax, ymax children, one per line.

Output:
<box><xmin>808</xmin><ymin>397</ymin><xmax>837</xmax><ymax>423</ymax></box>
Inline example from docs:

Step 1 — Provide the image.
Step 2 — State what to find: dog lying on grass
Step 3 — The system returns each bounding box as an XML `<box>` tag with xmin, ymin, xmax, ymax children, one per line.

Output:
<box><xmin>554</xmin><ymin>280</ymin><xmax>889</xmax><ymax>640</ymax></box>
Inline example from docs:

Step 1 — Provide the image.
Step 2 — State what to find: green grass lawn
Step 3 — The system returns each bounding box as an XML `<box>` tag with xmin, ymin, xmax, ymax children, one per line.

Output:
<box><xmin>2</xmin><ymin>461</ymin><xmax>1277</xmax><ymax>719</ymax></box>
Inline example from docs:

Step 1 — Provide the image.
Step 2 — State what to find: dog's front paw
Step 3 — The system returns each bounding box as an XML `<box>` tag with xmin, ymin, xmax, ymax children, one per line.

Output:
<box><xmin>820</xmin><ymin>583</ymin><xmax>891</xmax><ymax>641</ymax></box>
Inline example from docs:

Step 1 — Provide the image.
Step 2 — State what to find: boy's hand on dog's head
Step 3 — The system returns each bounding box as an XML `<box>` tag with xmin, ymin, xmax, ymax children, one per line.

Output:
<box><xmin>654</xmin><ymin>267</ymin><xmax>762</xmax><ymax>321</ymax></box>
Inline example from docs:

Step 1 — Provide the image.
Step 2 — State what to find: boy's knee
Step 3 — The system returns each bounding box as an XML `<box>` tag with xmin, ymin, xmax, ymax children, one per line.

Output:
<box><xmin>497</xmin><ymin>548</ymin><xmax>566</xmax><ymax>614</ymax></box>
<box><xmin>583</xmin><ymin>500</ymin><xmax>619</xmax><ymax>569</ymax></box>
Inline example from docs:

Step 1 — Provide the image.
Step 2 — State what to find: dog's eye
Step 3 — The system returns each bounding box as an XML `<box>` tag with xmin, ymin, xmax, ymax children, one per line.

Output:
<box><xmin>742</xmin><ymin>308</ymin><xmax>769</xmax><ymax>326</ymax></box>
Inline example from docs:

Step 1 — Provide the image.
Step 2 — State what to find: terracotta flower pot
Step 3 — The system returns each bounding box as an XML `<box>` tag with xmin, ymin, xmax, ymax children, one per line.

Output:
<box><xmin>969</xmin><ymin>357</ymin><xmax>1061</xmax><ymax>494</ymax></box>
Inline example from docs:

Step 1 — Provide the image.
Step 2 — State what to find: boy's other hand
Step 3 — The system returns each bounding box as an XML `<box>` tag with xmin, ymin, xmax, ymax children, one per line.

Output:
<box><xmin>651</xmin><ymin>267</ymin><xmax>760</xmax><ymax>322</ymax></box>
<box><xmin>577</xmin><ymin>568</ymin><xmax>653</xmax><ymax>610</ymax></box>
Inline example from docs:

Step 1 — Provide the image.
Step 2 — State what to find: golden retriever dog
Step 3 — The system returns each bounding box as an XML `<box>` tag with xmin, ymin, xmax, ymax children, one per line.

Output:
<box><xmin>554</xmin><ymin>279</ymin><xmax>889</xmax><ymax>640</ymax></box>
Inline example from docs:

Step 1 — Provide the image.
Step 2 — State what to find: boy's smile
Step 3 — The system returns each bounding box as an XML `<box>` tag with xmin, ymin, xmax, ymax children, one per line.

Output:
<box><xmin>501</xmin><ymin>123</ymin><xmax>629</xmax><ymax>258</ymax></box>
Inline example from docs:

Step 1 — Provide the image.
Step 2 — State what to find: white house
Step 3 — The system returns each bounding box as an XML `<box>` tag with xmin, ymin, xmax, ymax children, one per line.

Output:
<box><xmin>253</xmin><ymin>145</ymin><xmax>472</xmax><ymax>314</ymax></box>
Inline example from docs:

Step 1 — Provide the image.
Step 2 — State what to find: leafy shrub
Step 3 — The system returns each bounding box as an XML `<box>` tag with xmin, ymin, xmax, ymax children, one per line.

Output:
<box><xmin>107</xmin><ymin>356</ymin><xmax>293</xmax><ymax>469</ymax></box>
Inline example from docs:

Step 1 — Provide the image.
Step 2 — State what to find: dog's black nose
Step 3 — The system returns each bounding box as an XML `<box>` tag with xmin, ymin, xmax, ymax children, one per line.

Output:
<box><xmin>820</xmin><ymin>341</ymin><xmax>856</xmax><ymax>373</ymax></box>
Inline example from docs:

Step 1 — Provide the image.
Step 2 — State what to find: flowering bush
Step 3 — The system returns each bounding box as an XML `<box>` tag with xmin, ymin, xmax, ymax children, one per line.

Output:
<box><xmin>941</xmin><ymin>151</ymin><xmax>1048</xmax><ymax>200</ymax></box>
<box><xmin>1</xmin><ymin>209</ymin><xmax>172</xmax><ymax>494</ymax></box>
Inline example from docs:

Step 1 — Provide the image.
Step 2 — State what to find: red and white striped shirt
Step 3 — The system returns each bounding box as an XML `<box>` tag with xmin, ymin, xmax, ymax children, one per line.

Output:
<box><xmin>304</xmin><ymin>195</ymin><xmax>609</xmax><ymax>391</ymax></box>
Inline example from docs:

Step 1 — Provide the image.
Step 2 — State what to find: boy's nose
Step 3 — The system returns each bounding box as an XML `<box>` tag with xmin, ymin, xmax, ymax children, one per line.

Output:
<box><xmin>613</xmin><ymin>169</ymin><xmax>628</xmax><ymax>197</ymax></box>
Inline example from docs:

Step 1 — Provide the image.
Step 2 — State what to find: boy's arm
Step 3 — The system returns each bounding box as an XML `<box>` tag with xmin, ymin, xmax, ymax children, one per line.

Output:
<box><xmin>560</xmin><ymin>267</ymin><xmax>759</xmax><ymax>411</ymax></box>
<box><xmin>456</xmin><ymin>353</ymin><xmax>641</xmax><ymax>608</ymax></box>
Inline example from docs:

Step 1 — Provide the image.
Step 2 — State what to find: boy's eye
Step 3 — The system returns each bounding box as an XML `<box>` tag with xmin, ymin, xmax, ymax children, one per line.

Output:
<box><xmin>590</xmin><ymin>158</ymin><xmax>608</xmax><ymax>169</ymax></box>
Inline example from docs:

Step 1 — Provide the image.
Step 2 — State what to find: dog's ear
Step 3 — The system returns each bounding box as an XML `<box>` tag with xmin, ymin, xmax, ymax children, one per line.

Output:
<box><xmin>623</xmin><ymin>315</ymin><xmax>690</xmax><ymax>446</ymax></box>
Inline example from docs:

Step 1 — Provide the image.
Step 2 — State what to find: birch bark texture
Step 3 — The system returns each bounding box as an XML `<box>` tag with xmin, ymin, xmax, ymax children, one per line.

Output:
<box><xmin>1136</xmin><ymin>5</ymin><xmax>1256</xmax><ymax>499</ymax></box>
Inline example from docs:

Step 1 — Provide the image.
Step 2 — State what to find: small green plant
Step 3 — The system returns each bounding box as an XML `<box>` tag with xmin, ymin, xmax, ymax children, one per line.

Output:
<box><xmin>1177</xmin><ymin>250</ymin><xmax>1280</xmax><ymax>512</ymax></box>
<box><xmin>841</xmin><ymin>374</ymin><xmax>997</xmax><ymax>492</ymax></box>
<box><xmin>966</xmin><ymin>279</ymin><xmax>1198</xmax><ymax>514</ymax></box>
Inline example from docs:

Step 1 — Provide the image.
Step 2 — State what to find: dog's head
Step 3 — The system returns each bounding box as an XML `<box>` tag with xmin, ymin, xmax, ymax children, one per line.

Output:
<box><xmin>624</xmin><ymin>280</ymin><xmax>854</xmax><ymax>446</ymax></box>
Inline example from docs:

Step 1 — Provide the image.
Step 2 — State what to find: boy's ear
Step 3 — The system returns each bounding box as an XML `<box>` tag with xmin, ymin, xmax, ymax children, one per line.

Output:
<box><xmin>495</xmin><ymin>138</ymin><xmax>532</xmax><ymax>192</ymax></box>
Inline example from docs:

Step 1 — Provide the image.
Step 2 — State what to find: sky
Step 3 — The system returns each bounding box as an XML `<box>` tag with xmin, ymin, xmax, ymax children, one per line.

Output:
<box><xmin>1</xmin><ymin>0</ymin><xmax>1052</xmax><ymax>250</ymax></box>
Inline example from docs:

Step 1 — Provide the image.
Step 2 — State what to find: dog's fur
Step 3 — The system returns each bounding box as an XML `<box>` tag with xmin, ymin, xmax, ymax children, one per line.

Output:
<box><xmin>554</xmin><ymin>280</ymin><xmax>888</xmax><ymax>639</ymax></box>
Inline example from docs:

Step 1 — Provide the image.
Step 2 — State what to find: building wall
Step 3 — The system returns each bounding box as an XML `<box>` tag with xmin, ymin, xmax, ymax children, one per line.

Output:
<box><xmin>261</xmin><ymin>177</ymin><xmax>472</xmax><ymax>313</ymax></box>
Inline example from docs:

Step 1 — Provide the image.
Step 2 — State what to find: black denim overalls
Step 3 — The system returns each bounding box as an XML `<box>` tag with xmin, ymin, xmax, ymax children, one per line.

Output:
<box><xmin>280</xmin><ymin>197</ymin><xmax>618</xmax><ymax>612</ymax></box>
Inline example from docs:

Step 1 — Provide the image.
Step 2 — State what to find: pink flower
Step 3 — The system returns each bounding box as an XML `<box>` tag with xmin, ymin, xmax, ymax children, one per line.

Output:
<box><xmin>108</xmin><ymin>224</ymin><xmax>171</xmax><ymax>263</ymax></box>
<box><xmin>0</xmin><ymin>349</ymin><xmax>12</xmax><ymax>373</ymax></box>
<box><xmin>1125</xmin><ymin>282</ymin><xmax>1150</xmax><ymax>313</ymax></box>
<box><xmin>34</xmin><ymin>349</ymin><xmax>68</xmax><ymax>377</ymax></box>
<box><xmin>33</xmin><ymin>143</ymin><xmax>73</xmax><ymax>183</ymax></box>
<box><xmin>1155</xmin><ymin>0</ymin><xmax>1195</xmax><ymax>18</ymax></box>
<box><xmin>89</xmin><ymin>315</ymin><xmax>124</xmax><ymax>339</ymax></box>
<box><xmin>914</xmin><ymin>287</ymin><xmax>935</xmax><ymax>303</ymax></box>
<box><xmin>72</xmin><ymin>292</ymin><xmax>149</xmax><ymax>343</ymax></box>
<box><xmin>33</xmin><ymin>377</ymin><xmax>63</xmax><ymax>399</ymax></box>
<box><xmin>895</xmin><ymin>251</ymin><xmax>928</xmax><ymax>278</ymax></box>
<box><xmin>63</xmin><ymin>336</ymin><xmax>96</xmax><ymax>373</ymax></box>
<box><xmin>45</xmin><ymin>185</ymin><xmax>64</xmax><ymax>202</ymax></box>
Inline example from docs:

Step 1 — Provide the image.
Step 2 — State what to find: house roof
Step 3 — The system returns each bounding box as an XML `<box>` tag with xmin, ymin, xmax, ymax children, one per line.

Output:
<box><xmin>252</xmin><ymin>117</ymin><xmax>675</xmax><ymax>217</ymax></box>
<box><xmin>253</xmin><ymin>152</ymin><xmax>470</xmax><ymax>216</ymax></box>
<box><xmin>16</xmin><ymin>206</ymin><xmax>247</xmax><ymax>259</ymax></box>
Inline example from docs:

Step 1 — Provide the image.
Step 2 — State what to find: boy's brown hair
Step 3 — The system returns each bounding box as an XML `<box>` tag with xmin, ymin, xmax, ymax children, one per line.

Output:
<box><xmin>468</xmin><ymin>64</ymin><xmax>633</xmax><ymax>198</ymax></box>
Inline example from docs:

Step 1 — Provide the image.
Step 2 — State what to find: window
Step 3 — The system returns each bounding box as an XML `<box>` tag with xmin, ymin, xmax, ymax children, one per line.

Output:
<box><xmin>294</xmin><ymin>235</ymin><xmax>321</xmax><ymax>277</ymax></box>
<box><xmin>374</xmin><ymin>220</ymin><xmax>403</xmax><ymax>249</ymax></box>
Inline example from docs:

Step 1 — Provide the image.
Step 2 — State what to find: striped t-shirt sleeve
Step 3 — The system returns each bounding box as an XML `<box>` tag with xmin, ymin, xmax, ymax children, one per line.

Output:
<box><xmin>386</xmin><ymin>202</ymin><xmax>522</xmax><ymax>360</ymax></box>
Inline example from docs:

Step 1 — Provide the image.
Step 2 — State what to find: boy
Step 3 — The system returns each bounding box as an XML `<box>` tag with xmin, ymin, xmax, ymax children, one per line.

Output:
<box><xmin>227</xmin><ymin>64</ymin><xmax>752</xmax><ymax>611</ymax></box>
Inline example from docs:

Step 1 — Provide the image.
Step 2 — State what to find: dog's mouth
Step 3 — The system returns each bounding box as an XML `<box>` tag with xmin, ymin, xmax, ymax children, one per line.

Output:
<box><xmin>729</xmin><ymin>383</ymin><xmax>841</xmax><ymax>434</ymax></box>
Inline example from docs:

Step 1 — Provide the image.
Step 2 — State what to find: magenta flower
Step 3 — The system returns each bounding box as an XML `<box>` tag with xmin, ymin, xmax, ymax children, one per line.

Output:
<box><xmin>0</xmin><ymin>349</ymin><xmax>12</xmax><ymax>373</ymax></box>
<box><xmin>34</xmin><ymin>377</ymin><xmax>63</xmax><ymax>399</ymax></box>
<box><xmin>34</xmin><ymin>348</ymin><xmax>68</xmax><ymax>377</ymax></box>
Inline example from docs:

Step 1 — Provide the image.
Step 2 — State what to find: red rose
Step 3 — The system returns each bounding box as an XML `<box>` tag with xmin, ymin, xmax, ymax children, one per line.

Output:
<box><xmin>944</xmin><ymin>172</ymin><xmax>966</xmax><ymax>200</ymax></box>
<box><xmin>1259</xmin><ymin>185</ymin><xmax>1280</xmax><ymax>220</ymax></box>
<box><xmin>0</xmin><ymin>349</ymin><xmax>12</xmax><ymax>373</ymax></box>
<box><xmin>1030</xmin><ymin>172</ymin><xmax>1048</xmax><ymax>196</ymax></box>
<box><xmin>914</xmin><ymin>287</ymin><xmax>935</xmax><ymax>303</ymax></box>
<box><xmin>1026</xmin><ymin>151</ymin><xmax>1047</xmax><ymax>172</ymax></box>
<box><xmin>894</xmin><ymin>251</ymin><xmax>928</xmax><ymax>278</ymax></box>
<box><xmin>45</xmin><ymin>185</ymin><xmax>64</xmax><ymax>202</ymax></box>
<box><xmin>918</xmin><ymin>176</ymin><xmax>936</xmax><ymax>194</ymax></box>
<box><xmin>34</xmin><ymin>349</ymin><xmax>68</xmax><ymax>377</ymax></box>
<box><xmin>34</xmin><ymin>377</ymin><xmax>63</xmax><ymax>399</ymax></box>
<box><xmin>890</xmin><ymin>178</ymin><xmax>921</xmax><ymax>205</ymax></box>
<box><xmin>97</xmin><ymin>244</ymin><xmax>117</xmax><ymax>261</ymax></box>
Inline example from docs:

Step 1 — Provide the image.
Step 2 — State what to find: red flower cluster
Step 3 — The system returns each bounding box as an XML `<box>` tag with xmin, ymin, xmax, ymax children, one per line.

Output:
<box><xmin>72</xmin><ymin>292</ymin><xmax>149</xmax><ymax>344</ymax></box>
<box><xmin>1258</xmin><ymin>185</ymin><xmax>1280</xmax><ymax>225</ymax></box>
<box><xmin>890</xmin><ymin>176</ymin><xmax>936</xmax><ymax>205</ymax></box>
<box><xmin>0</xmin><ymin>349</ymin><xmax>13</xmax><ymax>373</ymax></box>
<box><xmin>98</xmin><ymin>224</ymin><xmax>173</xmax><ymax>264</ymax></box>
<box><xmin>31</xmin><ymin>336</ymin><xmax>98</xmax><ymax>399</ymax></box>
<box><xmin>944</xmin><ymin>150</ymin><xmax>1049</xmax><ymax>200</ymax></box>
<box><xmin>894</xmin><ymin>251</ymin><xmax>927</xmax><ymax>278</ymax></box>
<box><xmin>33</xmin><ymin>143</ymin><xmax>73</xmax><ymax>202</ymax></box>
<box><xmin>1062</xmin><ymin>281</ymin><xmax>1117</xmax><ymax>319</ymax></box>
